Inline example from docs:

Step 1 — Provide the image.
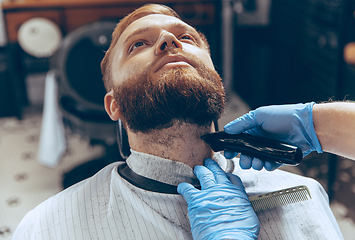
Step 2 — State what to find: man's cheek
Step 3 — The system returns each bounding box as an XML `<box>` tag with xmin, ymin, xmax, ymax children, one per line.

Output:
<box><xmin>125</xmin><ymin>61</ymin><xmax>151</xmax><ymax>78</ymax></box>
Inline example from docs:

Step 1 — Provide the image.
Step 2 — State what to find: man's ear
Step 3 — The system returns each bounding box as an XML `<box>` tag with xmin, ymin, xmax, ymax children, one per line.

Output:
<box><xmin>104</xmin><ymin>90</ymin><xmax>121</xmax><ymax>121</ymax></box>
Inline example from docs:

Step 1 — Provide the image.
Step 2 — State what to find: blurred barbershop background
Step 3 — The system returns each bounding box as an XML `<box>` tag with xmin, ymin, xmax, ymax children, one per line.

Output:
<box><xmin>1</xmin><ymin>0</ymin><xmax>355</xmax><ymax>239</ymax></box>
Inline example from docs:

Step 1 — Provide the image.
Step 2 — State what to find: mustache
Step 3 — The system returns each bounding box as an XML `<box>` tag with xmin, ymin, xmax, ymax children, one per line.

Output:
<box><xmin>150</xmin><ymin>48</ymin><xmax>201</xmax><ymax>72</ymax></box>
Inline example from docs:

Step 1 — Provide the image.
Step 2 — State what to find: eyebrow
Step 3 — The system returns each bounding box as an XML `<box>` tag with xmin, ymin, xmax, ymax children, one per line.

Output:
<box><xmin>123</xmin><ymin>22</ymin><xmax>198</xmax><ymax>45</ymax></box>
<box><xmin>123</xmin><ymin>28</ymin><xmax>151</xmax><ymax>45</ymax></box>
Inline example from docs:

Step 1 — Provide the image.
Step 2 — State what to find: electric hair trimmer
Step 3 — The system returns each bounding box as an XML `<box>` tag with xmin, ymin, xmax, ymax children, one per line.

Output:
<box><xmin>201</xmin><ymin>131</ymin><xmax>303</xmax><ymax>165</ymax></box>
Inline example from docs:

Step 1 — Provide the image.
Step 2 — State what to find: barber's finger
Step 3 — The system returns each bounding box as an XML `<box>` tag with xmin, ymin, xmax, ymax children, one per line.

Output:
<box><xmin>177</xmin><ymin>182</ymin><xmax>198</xmax><ymax>202</ymax></box>
<box><xmin>226</xmin><ymin>173</ymin><xmax>244</xmax><ymax>188</ymax></box>
<box><xmin>224</xmin><ymin>111</ymin><xmax>256</xmax><ymax>134</ymax></box>
<box><xmin>252</xmin><ymin>158</ymin><xmax>263</xmax><ymax>171</ymax></box>
<box><xmin>264</xmin><ymin>161</ymin><xmax>282</xmax><ymax>171</ymax></box>
<box><xmin>224</xmin><ymin>150</ymin><xmax>238</xmax><ymax>159</ymax></box>
<box><xmin>203</xmin><ymin>158</ymin><xmax>229</xmax><ymax>184</ymax></box>
<box><xmin>226</xmin><ymin>173</ymin><xmax>249</xmax><ymax>201</ymax></box>
<box><xmin>239</xmin><ymin>154</ymin><xmax>252</xmax><ymax>169</ymax></box>
<box><xmin>193</xmin><ymin>165</ymin><xmax>216</xmax><ymax>189</ymax></box>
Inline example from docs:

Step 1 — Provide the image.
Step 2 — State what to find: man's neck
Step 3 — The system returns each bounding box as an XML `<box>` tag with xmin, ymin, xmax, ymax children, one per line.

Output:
<box><xmin>127</xmin><ymin>121</ymin><xmax>214</xmax><ymax>168</ymax></box>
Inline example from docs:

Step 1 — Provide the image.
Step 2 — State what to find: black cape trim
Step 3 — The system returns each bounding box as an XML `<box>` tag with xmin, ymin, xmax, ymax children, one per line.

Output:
<box><xmin>117</xmin><ymin>163</ymin><xmax>180</xmax><ymax>194</ymax></box>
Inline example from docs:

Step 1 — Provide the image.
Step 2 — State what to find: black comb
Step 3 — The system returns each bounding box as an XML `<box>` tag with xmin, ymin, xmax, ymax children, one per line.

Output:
<box><xmin>201</xmin><ymin>131</ymin><xmax>303</xmax><ymax>165</ymax></box>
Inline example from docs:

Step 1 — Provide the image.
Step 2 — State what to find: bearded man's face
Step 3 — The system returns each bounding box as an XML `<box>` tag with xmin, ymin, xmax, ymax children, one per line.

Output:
<box><xmin>113</xmin><ymin>49</ymin><xmax>225</xmax><ymax>133</ymax></box>
<box><xmin>107</xmin><ymin>14</ymin><xmax>225</xmax><ymax>132</ymax></box>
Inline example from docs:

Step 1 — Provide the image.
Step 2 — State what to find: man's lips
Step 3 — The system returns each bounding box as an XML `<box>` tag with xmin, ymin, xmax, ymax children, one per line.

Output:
<box><xmin>154</xmin><ymin>55</ymin><xmax>194</xmax><ymax>73</ymax></box>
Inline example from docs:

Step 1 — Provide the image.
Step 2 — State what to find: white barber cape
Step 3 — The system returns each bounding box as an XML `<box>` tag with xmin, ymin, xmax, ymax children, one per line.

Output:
<box><xmin>13</xmin><ymin>150</ymin><xmax>343</xmax><ymax>240</ymax></box>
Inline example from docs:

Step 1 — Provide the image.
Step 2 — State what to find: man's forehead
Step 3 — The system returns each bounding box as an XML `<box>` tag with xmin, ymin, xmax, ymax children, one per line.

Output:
<box><xmin>119</xmin><ymin>14</ymin><xmax>195</xmax><ymax>43</ymax></box>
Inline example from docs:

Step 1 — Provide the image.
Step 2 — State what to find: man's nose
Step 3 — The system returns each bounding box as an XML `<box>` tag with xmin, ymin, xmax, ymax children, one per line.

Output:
<box><xmin>155</xmin><ymin>32</ymin><xmax>183</xmax><ymax>55</ymax></box>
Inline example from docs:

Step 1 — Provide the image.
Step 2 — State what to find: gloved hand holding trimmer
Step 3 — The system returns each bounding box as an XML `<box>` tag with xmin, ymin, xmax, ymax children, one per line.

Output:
<box><xmin>224</xmin><ymin>102</ymin><xmax>323</xmax><ymax>171</ymax></box>
<box><xmin>177</xmin><ymin>159</ymin><xmax>260</xmax><ymax>240</ymax></box>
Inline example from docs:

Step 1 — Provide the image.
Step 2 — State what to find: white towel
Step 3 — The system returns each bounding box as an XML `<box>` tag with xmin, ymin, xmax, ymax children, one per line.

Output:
<box><xmin>38</xmin><ymin>70</ymin><xmax>66</xmax><ymax>168</ymax></box>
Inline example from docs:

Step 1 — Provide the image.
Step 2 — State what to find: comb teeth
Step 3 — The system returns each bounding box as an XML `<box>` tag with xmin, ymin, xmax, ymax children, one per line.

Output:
<box><xmin>249</xmin><ymin>185</ymin><xmax>312</xmax><ymax>212</ymax></box>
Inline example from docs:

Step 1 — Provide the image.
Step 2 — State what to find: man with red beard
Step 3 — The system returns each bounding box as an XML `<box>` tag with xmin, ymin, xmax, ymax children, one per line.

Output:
<box><xmin>101</xmin><ymin>4</ymin><xmax>259</xmax><ymax>239</ymax></box>
<box><xmin>13</xmin><ymin>4</ymin><xmax>343</xmax><ymax>240</ymax></box>
<box><xmin>13</xmin><ymin>4</ymin><xmax>258</xmax><ymax>240</ymax></box>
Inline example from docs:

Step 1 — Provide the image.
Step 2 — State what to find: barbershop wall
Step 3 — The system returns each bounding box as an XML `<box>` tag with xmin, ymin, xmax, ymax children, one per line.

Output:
<box><xmin>233</xmin><ymin>0</ymin><xmax>355</xmax><ymax>109</ymax></box>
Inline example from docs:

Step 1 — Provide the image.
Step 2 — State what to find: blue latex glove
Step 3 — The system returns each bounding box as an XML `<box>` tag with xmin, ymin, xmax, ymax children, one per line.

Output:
<box><xmin>177</xmin><ymin>159</ymin><xmax>260</xmax><ymax>240</ymax></box>
<box><xmin>224</xmin><ymin>102</ymin><xmax>323</xmax><ymax>171</ymax></box>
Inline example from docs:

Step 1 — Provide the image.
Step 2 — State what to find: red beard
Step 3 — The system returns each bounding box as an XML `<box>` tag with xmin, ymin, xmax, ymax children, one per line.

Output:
<box><xmin>113</xmin><ymin>51</ymin><xmax>225</xmax><ymax>133</ymax></box>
